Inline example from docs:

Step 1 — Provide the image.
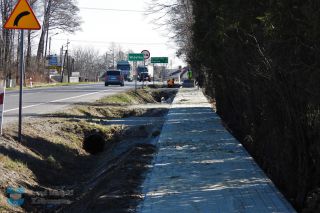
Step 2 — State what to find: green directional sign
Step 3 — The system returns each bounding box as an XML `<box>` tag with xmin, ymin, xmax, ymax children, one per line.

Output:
<box><xmin>151</xmin><ymin>57</ymin><xmax>168</xmax><ymax>64</ymax></box>
<box><xmin>128</xmin><ymin>53</ymin><xmax>144</xmax><ymax>61</ymax></box>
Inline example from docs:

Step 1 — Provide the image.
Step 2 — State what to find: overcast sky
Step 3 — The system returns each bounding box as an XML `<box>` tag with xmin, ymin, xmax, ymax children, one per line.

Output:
<box><xmin>50</xmin><ymin>0</ymin><xmax>184</xmax><ymax>68</ymax></box>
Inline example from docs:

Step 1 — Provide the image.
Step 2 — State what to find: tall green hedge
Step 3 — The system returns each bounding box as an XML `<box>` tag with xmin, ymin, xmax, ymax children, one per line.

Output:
<box><xmin>190</xmin><ymin>0</ymin><xmax>320</xmax><ymax>211</ymax></box>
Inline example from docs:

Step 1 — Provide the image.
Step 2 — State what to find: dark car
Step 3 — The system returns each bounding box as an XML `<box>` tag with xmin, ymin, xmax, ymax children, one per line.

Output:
<box><xmin>105</xmin><ymin>70</ymin><xmax>124</xmax><ymax>86</ymax></box>
<box><xmin>138</xmin><ymin>72</ymin><xmax>151</xmax><ymax>82</ymax></box>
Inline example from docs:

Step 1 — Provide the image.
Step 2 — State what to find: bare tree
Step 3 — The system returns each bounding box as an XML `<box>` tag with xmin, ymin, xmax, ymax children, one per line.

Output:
<box><xmin>116</xmin><ymin>44</ymin><xmax>125</xmax><ymax>62</ymax></box>
<box><xmin>72</xmin><ymin>45</ymin><xmax>134</xmax><ymax>82</ymax></box>
<box><xmin>36</xmin><ymin>0</ymin><xmax>81</xmax><ymax>62</ymax></box>
<box><xmin>107</xmin><ymin>42</ymin><xmax>116</xmax><ymax>69</ymax></box>
<box><xmin>106</xmin><ymin>43</ymin><xmax>127</xmax><ymax>69</ymax></box>
<box><xmin>147</xmin><ymin>0</ymin><xmax>193</xmax><ymax>61</ymax></box>
<box><xmin>0</xmin><ymin>0</ymin><xmax>15</xmax><ymax>81</ymax></box>
<box><xmin>72</xmin><ymin>47</ymin><xmax>101</xmax><ymax>81</ymax></box>
<box><xmin>26</xmin><ymin>0</ymin><xmax>40</xmax><ymax>72</ymax></box>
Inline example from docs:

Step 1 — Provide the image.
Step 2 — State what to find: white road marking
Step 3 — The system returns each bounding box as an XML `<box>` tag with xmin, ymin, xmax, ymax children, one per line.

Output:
<box><xmin>4</xmin><ymin>90</ymin><xmax>111</xmax><ymax>113</ymax></box>
<box><xmin>6</xmin><ymin>91</ymin><xmax>42</xmax><ymax>97</ymax></box>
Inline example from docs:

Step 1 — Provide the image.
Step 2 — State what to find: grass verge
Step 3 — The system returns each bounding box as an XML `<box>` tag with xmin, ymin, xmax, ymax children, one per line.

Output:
<box><xmin>0</xmin><ymin>88</ymin><xmax>177</xmax><ymax>212</ymax></box>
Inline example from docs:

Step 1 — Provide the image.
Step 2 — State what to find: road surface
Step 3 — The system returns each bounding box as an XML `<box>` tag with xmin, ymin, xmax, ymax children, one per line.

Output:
<box><xmin>2</xmin><ymin>82</ymin><xmax>140</xmax><ymax>125</ymax></box>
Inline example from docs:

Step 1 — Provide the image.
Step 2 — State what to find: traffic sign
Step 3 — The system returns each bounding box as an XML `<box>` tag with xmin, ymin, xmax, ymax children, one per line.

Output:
<box><xmin>3</xmin><ymin>0</ymin><xmax>41</xmax><ymax>142</ymax></box>
<box><xmin>3</xmin><ymin>0</ymin><xmax>41</xmax><ymax>30</ymax></box>
<box><xmin>128</xmin><ymin>53</ymin><xmax>144</xmax><ymax>61</ymax></box>
<box><xmin>141</xmin><ymin>50</ymin><xmax>150</xmax><ymax>59</ymax></box>
<box><xmin>151</xmin><ymin>57</ymin><xmax>168</xmax><ymax>64</ymax></box>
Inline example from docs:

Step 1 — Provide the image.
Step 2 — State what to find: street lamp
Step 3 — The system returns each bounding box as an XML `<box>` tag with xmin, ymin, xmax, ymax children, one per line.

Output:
<box><xmin>48</xmin><ymin>32</ymin><xmax>59</xmax><ymax>56</ymax></box>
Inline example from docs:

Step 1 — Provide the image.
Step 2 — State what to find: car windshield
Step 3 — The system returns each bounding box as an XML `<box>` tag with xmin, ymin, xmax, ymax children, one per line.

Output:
<box><xmin>137</xmin><ymin>67</ymin><xmax>148</xmax><ymax>73</ymax></box>
<box><xmin>117</xmin><ymin>64</ymin><xmax>130</xmax><ymax>70</ymax></box>
<box><xmin>107</xmin><ymin>71</ymin><xmax>120</xmax><ymax>75</ymax></box>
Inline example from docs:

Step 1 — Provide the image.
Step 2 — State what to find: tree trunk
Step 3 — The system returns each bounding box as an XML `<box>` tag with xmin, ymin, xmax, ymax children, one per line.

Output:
<box><xmin>1</xmin><ymin>0</ymin><xmax>14</xmax><ymax>83</ymax></box>
<box><xmin>26</xmin><ymin>30</ymin><xmax>31</xmax><ymax>70</ymax></box>
<box><xmin>36</xmin><ymin>0</ymin><xmax>51</xmax><ymax>63</ymax></box>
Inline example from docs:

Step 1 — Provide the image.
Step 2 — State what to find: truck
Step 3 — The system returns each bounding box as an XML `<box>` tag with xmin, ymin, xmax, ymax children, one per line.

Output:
<box><xmin>116</xmin><ymin>60</ymin><xmax>131</xmax><ymax>81</ymax></box>
<box><xmin>137</xmin><ymin>65</ymin><xmax>150</xmax><ymax>82</ymax></box>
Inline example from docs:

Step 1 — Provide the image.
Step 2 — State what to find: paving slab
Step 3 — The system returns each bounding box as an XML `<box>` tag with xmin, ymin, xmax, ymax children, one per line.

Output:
<box><xmin>138</xmin><ymin>88</ymin><xmax>296</xmax><ymax>213</ymax></box>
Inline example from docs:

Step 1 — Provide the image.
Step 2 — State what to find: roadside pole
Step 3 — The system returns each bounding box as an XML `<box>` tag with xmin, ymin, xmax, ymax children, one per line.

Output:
<box><xmin>162</xmin><ymin>64</ymin><xmax>165</xmax><ymax>86</ymax></box>
<box><xmin>165</xmin><ymin>63</ymin><xmax>168</xmax><ymax>87</ymax></box>
<box><xmin>3</xmin><ymin>0</ymin><xmax>41</xmax><ymax>142</ymax></box>
<box><xmin>18</xmin><ymin>30</ymin><xmax>24</xmax><ymax>142</ymax></box>
<box><xmin>151</xmin><ymin>57</ymin><xmax>169</xmax><ymax>87</ymax></box>
<box><xmin>128</xmin><ymin>53</ymin><xmax>144</xmax><ymax>92</ymax></box>
<box><xmin>153</xmin><ymin>63</ymin><xmax>155</xmax><ymax>86</ymax></box>
<box><xmin>134</xmin><ymin>62</ymin><xmax>137</xmax><ymax>92</ymax></box>
<box><xmin>142</xmin><ymin>59</ymin><xmax>145</xmax><ymax>89</ymax></box>
<box><xmin>141</xmin><ymin>50</ymin><xmax>150</xmax><ymax>89</ymax></box>
<box><xmin>0</xmin><ymin>80</ymin><xmax>6</xmax><ymax>135</ymax></box>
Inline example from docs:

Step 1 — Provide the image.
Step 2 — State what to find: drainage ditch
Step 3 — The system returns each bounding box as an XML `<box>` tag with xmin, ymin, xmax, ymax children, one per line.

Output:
<box><xmin>15</xmin><ymin>88</ymin><xmax>178</xmax><ymax>213</ymax></box>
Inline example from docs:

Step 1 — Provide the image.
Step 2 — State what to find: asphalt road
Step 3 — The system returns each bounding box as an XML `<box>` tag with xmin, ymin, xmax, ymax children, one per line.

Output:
<box><xmin>2</xmin><ymin>82</ymin><xmax>140</xmax><ymax>125</ymax></box>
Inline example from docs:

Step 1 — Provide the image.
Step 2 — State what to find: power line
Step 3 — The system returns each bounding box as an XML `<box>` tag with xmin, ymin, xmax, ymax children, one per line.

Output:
<box><xmin>54</xmin><ymin>38</ymin><xmax>166</xmax><ymax>46</ymax></box>
<box><xmin>79</xmin><ymin>7</ymin><xmax>146</xmax><ymax>13</ymax></box>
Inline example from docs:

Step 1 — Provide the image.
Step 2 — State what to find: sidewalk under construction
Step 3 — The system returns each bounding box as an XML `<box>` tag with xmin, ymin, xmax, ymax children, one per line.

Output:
<box><xmin>138</xmin><ymin>88</ymin><xmax>296</xmax><ymax>213</ymax></box>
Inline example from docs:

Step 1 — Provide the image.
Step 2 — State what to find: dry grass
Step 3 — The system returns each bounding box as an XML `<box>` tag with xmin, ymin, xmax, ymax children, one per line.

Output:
<box><xmin>0</xmin><ymin>88</ymin><xmax>176</xmax><ymax>212</ymax></box>
<box><xmin>0</xmin><ymin>155</ymin><xmax>29</xmax><ymax>173</ymax></box>
<box><xmin>0</xmin><ymin>89</ymin><xmax>158</xmax><ymax>192</ymax></box>
<box><xmin>98</xmin><ymin>89</ymin><xmax>156</xmax><ymax>105</ymax></box>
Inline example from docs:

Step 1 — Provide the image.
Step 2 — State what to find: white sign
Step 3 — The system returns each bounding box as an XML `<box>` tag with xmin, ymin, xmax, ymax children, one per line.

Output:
<box><xmin>0</xmin><ymin>80</ymin><xmax>6</xmax><ymax>135</ymax></box>
<box><xmin>141</xmin><ymin>50</ymin><xmax>151</xmax><ymax>60</ymax></box>
<box><xmin>72</xmin><ymin>72</ymin><xmax>80</xmax><ymax>77</ymax></box>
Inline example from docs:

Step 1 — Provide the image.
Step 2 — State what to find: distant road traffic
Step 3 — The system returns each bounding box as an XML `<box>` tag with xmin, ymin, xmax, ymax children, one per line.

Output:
<box><xmin>2</xmin><ymin>82</ymin><xmax>140</xmax><ymax>125</ymax></box>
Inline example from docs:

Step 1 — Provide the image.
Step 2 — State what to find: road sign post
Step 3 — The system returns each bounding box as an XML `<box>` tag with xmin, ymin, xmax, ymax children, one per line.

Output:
<box><xmin>4</xmin><ymin>0</ymin><xmax>41</xmax><ymax>142</ymax></box>
<box><xmin>128</xmin><ymin>54</ymin><xmax>144</xmax><ymax>92</ymax></box>
<box><xmin>151</xmin><ymin>57</ymin><xmax>168</xmax><ymax>86</ymax></box>
<box><xmin>18</xmin><ymin>30</ymin><xmax>24</xmax><ymax>142</ymax></box>
<box><xmin>133</xmin><ymin>62</ymin><xmax>137</xmax><ymax>91</ymax></box>
<box><xmin>143</xmin><ymin>59</ymin><xmax>145</xmax><ymax>89</ymax></box>
<box><xmin>141</xmin><ymin>50</ymin><xmax>151</xmax><ymax>89</ymax></box>
<box><xmin>153</xmin><ymin>64</ymin><xmax>155</xmax><ymax>86</ymax></box>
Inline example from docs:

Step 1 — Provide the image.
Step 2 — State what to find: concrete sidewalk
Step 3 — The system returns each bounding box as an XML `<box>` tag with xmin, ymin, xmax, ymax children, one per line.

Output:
<box><xmin>138</xmin><ymin>88</ymin><xmax>296</xmax><ymax>213</ymax></box>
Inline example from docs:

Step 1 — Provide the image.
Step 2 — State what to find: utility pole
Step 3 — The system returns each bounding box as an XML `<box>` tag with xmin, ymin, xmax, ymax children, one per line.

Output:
<box><xmin>105</xmin><ymin>52</ymin><xmax>108</xmax><ymax>69</ymax></box>
<box><xmin>60</xmin><ymin>45</ymin><xmax>64</xmax><ymax>65</ymax></box>
<box><xmin>66</xmin><ymin>39</ymin><xmax>70</xmax><ymax>82</ymax></box>
<box><xmin>43</xmin><ymin>0</ymin><xmax>49</xmax><ymax>59</ymax></box>
<box><xmin>44</xmin><ymin>28</ymin><xmax>49</xmax><ymax>59</ymax></box>
<box><xmin>61</xmin><ymin>50</ymin><xmax>67</xmax><ymax>83</ymax></box>
<box><xmin>60</xmin><ymin>45</ymin><xmax>63</xmax><ymax>82</ymax></box>
<box><xmin>112</xmin><ymin>47</ymin><xmax>115</xmax><ymax>69</ymax></box>
<box><xmin>66</xmin><ymin>39</ymin><xmax>69</xmax><ymax>53</ymax></box>
<box><xmin>48</xmin><ymin>37</ymin><xmax>51</xmax><ymax>56</ymax></box>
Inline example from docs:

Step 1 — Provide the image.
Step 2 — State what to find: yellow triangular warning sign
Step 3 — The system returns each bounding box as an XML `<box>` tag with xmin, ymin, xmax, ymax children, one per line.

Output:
<box><xmin>4</xmin><ymin>0</ymin><xmax>41</xmax><ymax>30</ymax></box>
